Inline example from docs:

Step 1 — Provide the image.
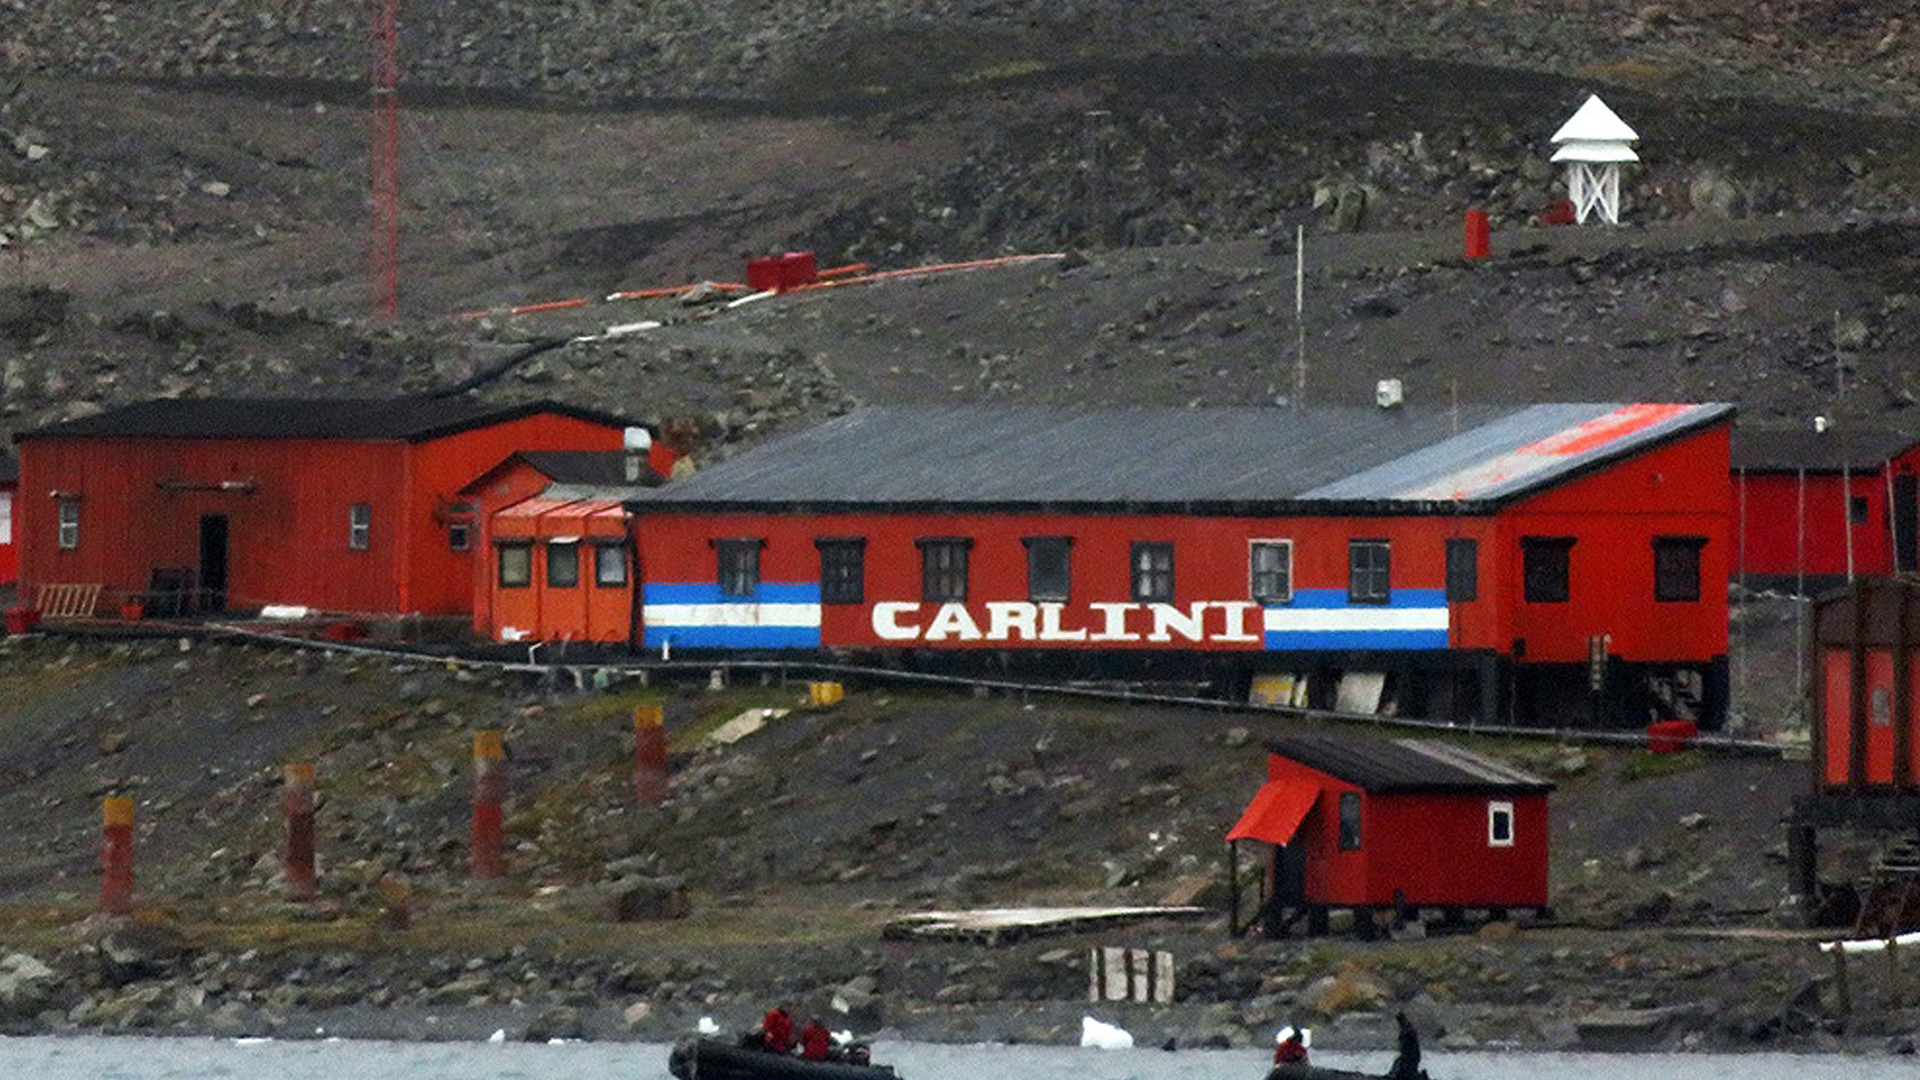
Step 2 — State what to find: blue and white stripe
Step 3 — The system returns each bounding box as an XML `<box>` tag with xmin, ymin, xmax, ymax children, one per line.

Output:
<box><xmin>1263</xmin><ymin>589</ymin><xmax>1449</xmax><ymax>650</ymax></box>
<box><xmin>641</xmin><ymin>582</ymin><xmax>821</xmax><ymax>648</ymax></box>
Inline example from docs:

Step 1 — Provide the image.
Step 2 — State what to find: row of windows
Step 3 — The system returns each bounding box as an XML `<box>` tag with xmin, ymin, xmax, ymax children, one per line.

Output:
<box><xmin>714</xmin><ymin>534</ymin><xmax>1708</xmax><ymax>606</ymax></box>
<box><xmin>51</xmin><ymin>499</ymin><xmax>482</xmax><ymax>554</ymax></box>
<box><xmin>497</xmin><ymin>541</ymin><xmax>628</xmax><ymax>589</ymax></box>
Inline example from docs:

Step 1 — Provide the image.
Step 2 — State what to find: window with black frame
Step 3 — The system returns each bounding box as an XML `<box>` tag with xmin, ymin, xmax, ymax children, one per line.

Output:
<box><xmin>594</xmin><ymin>543</ymin><xmax>628</xmax><ymax>587</ymax></box>
<box><xmin>1652</xmin><ymin>535</ymin><xmax>1706</xmax><ymax>602</ymax></box>
<box><xmin>715</xmin><ymin>539</ymin><xmax>763</xmax><ymax>597</ymax></box>
<box><xmin>1250</xmin><ymin>540</ymin><xmax>1291</xmax><ymax>603</ymax></box>
<box><xmin>1347</xmin><ymin>539</ymin><xmax>1390</xmax><ymax>604</ymax></box>
<box><xmin>1024</xmin><ymin>537</ymin><xmax>1072</xmax><ymax>602</ymax></box>
<box><xmin>1522</xmin><ymin>536</ymin><xmax>1575</xmax><ymax>603</ymax></box>
<box><xmin>817</xmin><ymin>538</ymin><xmax>866</xmax><ymax>604</ymax></box>
<box><xmin>497</xmin><ymin>543</ymin><xmax>531</xmax><ymax>588</ymax></box>
<box><xmin>918</xmin><ymin>538</ymin><xmax>971</xmax><ymax>602</ymax></box>
<box><xmin>547</xmin><ymin>540</ymin><xmax>580</xmax><ymax>588</ymax></box>
<box><xmin>1338</xmin><ymin>791</ymin><xmax>1362</xmax><ymax>850</ymax></box>
<box><xmin>1131</xmin><ymin>542</ymin><xmax>1174</xmax><ymax>602</ymax></box>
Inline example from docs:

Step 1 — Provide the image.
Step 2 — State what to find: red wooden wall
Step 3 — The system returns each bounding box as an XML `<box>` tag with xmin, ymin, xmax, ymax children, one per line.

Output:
<box><xmin>1736</xmin><ymin>443</ymin><xmax>1920</xmax><ymax>580</ymax></box>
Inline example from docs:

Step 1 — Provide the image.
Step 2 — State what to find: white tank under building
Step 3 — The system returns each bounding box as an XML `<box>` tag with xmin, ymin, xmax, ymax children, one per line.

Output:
<box><xmin>1550</xmin><ymin>94</ymin><xmax>1639</xmax><ymax>225</ymax></box>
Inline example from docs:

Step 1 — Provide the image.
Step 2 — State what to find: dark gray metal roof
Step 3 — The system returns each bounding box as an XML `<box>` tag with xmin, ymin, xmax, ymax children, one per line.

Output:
<box><xmin>633</xmin><ymin>402</ymin><xmax>1733</xmax><ymax>512</ymax></box>
<box><xmin>1731</xmin><ymin>425</ymin><xmax>1920</xmax><ymax>474</ymax></box>
<box><xmin>518</xmin><ymin>451</ymin><xmax>663</xmax><ymax>487</ymax></box>
<box><xmin>1267</xmin><ymin>735</ymin><xmax>1553</xmax><ymax>794</ymax></box>
<box><xmin>16</xmin><ymin>397</ymin><xmax>635</xmax><ymax>443</ymax></box>
<box><xmin>0</xmin><ymin>451</ymin><xmax>14</xmax><ymax>485</ymax></box>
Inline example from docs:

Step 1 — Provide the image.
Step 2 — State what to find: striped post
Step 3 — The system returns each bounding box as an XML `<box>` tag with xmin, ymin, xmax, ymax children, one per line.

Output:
<box><xmin>634</xmin><ymin>705</ymin><xmax>667</xmax><ymax>807</ymax></box>
<box><xmin>99</xmin><ymin>796</ymin><xmax>134</xmax><ymax>915</ymax></box>
<box><xmin>471</xmin><ymin>730</ymin><xmax>507</xmax><ymax>879</ymax></box>
<box><xmin>282</xmin><ymin>763</ymin><xmax>318</xmax><ymax>901</ymax></box>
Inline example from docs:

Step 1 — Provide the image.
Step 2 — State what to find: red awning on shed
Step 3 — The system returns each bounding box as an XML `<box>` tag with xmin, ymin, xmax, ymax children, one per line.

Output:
<box><xmin>1226</xmin><ymin>781</ymin><xmax>1320</xmax><ymax>844</ymax></box>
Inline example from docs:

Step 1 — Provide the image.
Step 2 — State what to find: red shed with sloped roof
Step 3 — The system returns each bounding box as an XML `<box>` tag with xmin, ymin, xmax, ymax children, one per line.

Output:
<box><xmin>13</xmin><ymin>397</ymin><xmax>636</xmax><ymax>618</ymax></box>
<box><xmin>1227</xmin><ymin>734</ymin><xmax>1553</xmax><ymax>937</ymax></box>
<box><xmin>1732</xmin><ymin>424</ymin><xmax>1920</xmax><ymax>593</ymax></box>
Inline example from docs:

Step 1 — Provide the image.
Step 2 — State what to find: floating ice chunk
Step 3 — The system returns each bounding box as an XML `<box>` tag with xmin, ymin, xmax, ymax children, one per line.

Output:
<box><xmin>1080</xmin><ymin>1016</ymin><xmax>1133</xmax><ymax>1049</ymax></box>
<box><xmin>698</xmin><ymin>1016</ymin><xmax>722</xmax><ymax>1035</ymax></box>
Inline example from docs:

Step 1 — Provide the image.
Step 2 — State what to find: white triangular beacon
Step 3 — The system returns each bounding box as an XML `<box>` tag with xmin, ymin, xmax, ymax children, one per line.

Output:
<box><xmin>1549</xmin><ymin>94</ymin><xmax>1639</xmax><ymax>224</ymax></box>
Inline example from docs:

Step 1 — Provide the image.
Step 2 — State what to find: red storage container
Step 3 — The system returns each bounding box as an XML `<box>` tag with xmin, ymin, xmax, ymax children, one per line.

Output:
<box><xmin>746</xmin><ymin>257</ymin><xmax>784</xmax><ymax>291</ymax></box>
<box><xmin>1646</xmin><ymin>719</ymin><xmax>1698</xmax><ymax>753</ymax></box>
<box><xmin>4</xmin><ymin>607</ymin><xmax>40</xmax><ymax>634</ymax></box>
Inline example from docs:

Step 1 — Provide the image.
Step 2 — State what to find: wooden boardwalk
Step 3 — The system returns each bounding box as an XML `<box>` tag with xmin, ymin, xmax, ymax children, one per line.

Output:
<box><xmin>882</xmin><ymin>905</ymin><xmax>1213</xmax><ymax>945</ymax></box>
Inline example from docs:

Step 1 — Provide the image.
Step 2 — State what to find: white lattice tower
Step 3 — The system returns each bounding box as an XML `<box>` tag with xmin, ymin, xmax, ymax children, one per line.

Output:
<box><xmin>1550</xmin><ymin>94</ymin><xmax>1638</xmax><ymax>225</ymax></box>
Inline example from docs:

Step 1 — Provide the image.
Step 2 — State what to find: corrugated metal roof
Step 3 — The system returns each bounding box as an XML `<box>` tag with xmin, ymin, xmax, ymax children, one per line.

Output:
<box><xmin>634</xmin><ymin>402</ymin><xmax>1732</xmax><ymax>511</ymax></box>
<box><xmin>15</xmin><ymin>397</ymin><xmax>635</xmax><ymax>443</ymax></box>
<box><xmin>1731</xmin><ymin>425</ymin><xmax>1920</xmax><ymax>473</ymax></box>
<box><xmin>1266</xmin><ymin>735</ymin><xmax>1553</xmax><ymax>793</ymax></box>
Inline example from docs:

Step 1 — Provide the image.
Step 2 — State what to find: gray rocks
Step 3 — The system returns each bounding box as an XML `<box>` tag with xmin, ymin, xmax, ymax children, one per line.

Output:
<box><xmin>0</xmin><ymin>954</ymin><xmax>60</xmax><ymax>1021</ymax></box>
<box><xmin>523</xmin><ymin>1005</ymin><xmax>588</xmax><ymax>1042</ymax></box>
<box><xmin>94</xmin><ymin>921</ymin><xmax>189</xmax><ymax>986</ymax></box>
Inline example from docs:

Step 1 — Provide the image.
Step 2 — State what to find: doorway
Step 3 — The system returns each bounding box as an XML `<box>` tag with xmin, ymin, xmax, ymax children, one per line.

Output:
<box><xmin>198</xmin><ymin>514</ymin><xmax>229</xmax><ymax>612</ymax></box>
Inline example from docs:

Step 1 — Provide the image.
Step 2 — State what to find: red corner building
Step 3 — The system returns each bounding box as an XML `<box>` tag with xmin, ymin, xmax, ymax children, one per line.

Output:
<box><xmin>13</xmin><ymin>397</ymin><xmax>636</xmax><ymax>618</ymax></box>
<box><xmin>1228</xmin><ymin>734</ymin><xmax>1553</xmax><ymax>937</ymax></box>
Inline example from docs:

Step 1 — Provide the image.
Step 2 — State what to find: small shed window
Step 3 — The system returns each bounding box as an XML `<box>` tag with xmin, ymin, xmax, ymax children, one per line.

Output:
<box><xmin>1488</xmin><ymin>800</ymin><xmax>1515</xmax><ymax>847</ymax></box>
<box><xmin>0</xmin><ymin>491</ymin><xmax>12</xmax><ymax>545</ymax></box>
<box><xmin>1522</xmin><ymin>536</ymin><xmax>1575</xmax><ymax>603</ymax></box>
<box><xmin>594</xmin><ymin>543</ymin><xmax>627</xmax><ymax>587</ymax></box>
<box><xmin>1347</xmin><ymin>539</ymin><xmax>1390</xmax><ymax>604</ymax></box>
<box><xmin>1445</xmin><ymin>537</ymin><xmax>1478</xmax><ymax>602</ymax></box>
<box><xmin>1131</xmin><ymin>541</ymin><xmax>1174</xmax><ymax>603</ymax></box>
<box><xmin>448</xmin><ymin>524</ymin><xmax>471</xmax><ymax>552</ymax></box>
<box><xmin>1850</xmin><ymin>495</ymin><xmax>1870</xmax><ymax>524</ymax></box>
<box><xmin>817</xmin><ymin>538</ymin><xmax>865</xmax><ymax>605</ymax></box>
<box><xmin>918</xmin><ymin>538</ymin><xmax>971</xmax><ymax>603</ymax></box>
<box><xmin>348</xmin><ymin>502</ymin><xmax>372</xmax><ymax>551</ymax></box>
<box><xmin>1338</xmin><ymin>791</ymin><xmax>1362</xmax><ymax>851</ymax></box>
<box><xmin>56</xmin><ymin>497</ymin><xmax>80</xmax><ymax>551</ymax></box>
<box><xmin>1250</xmin><ymin>540</ymin><xmax>1291</xmax><ymax>603</ymax></box>
<box><xmin>715</xmin><ymin>539</ymin><xmax>763</xmax><ymax>598</ymax></box>
<box><xmin>1024</xmin><ymin>537</ymin><xmax>1072</xmax><ymax>602</ymax></box>
<box><xmin>498</xmin><ymin>543</ymin><xmax>531</xmax><ymax>588</ymax></box>
<box><xmin>1653</xmin><ymin>535</ymin><xmax>1706</xmax><ymax>602</ymax></box>
<box><xmin>547</xmin><ymin>540</ymin><xmax>580</xmax><ymax>588</ymax></box>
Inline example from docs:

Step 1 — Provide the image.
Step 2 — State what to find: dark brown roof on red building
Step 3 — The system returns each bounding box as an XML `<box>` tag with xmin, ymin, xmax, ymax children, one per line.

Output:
<box><xmin>1266</xmin><ymin>735</ymin><xmax>1553</xmax><ymax>794</ymax></box>
<box><xmin>0</xmin><ymin>451</ymin><xmax>15</xmax><ymax>484</ymax></box>
<box><xmin>1732</xmin><ymin>425</ymin><xmax>1920</xmax><ymax>474</ymax></box>
<box><xmin>15</xmin><ymin>397</ymin><xmax>635</xmax><ymax>443</ymax></box>
<box><xmin>517</xmin><ymin>450</ymin><xmax>663</xmax><ymax>486</ymax></box>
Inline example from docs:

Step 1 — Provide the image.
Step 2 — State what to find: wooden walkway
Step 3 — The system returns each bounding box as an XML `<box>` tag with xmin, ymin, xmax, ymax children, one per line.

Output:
<box><xmin>882</xmin><ymin>905</ymin><xmax>1213</xmax><ymax>945</ymax></box>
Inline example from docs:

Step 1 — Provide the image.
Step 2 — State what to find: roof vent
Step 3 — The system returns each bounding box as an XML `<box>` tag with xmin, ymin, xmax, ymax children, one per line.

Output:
<box><xmin>1375</xmin><ymin>379</ymin><xmax>1404</xmax><ymax>409</ymax></box>
<box><xmin>623</xmin><ymin>426</ymin><xmax>652</xmax><ymax>451</ymax></box>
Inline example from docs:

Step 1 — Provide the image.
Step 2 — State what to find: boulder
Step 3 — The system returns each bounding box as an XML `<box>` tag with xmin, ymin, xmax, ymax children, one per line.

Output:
<box><xmin>95</xmin><ymin>921</ymin><xmax>188</xmax><ymax>986</ymax></box>
<box><xmin>523</xmin><ymin>1004</ymin><xmax>588</xmax><ymax>1042</ymax></box>
<box><xmin>600</xmin><ymin>875</ymin><xmax>691</xmax><ymax>922</ymax></box>
<box><xmin>0</xmin><ymin>954</ymin><xmax>59</xmax><ymax>1020</ymax></box>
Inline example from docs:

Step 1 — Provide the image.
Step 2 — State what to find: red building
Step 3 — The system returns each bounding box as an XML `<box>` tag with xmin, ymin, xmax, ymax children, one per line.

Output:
<box><xmin>1732</xmin><ymin>424</ymin><xmax>1920</xmax><ymax>593</ymax></box>
<box><xmin>610</xmin><ymin>402</ymin><xmax>1734</xmax><ymax>728</ymax></box>
<box><xmin>1226</xmin><ymin>735</ymin><xmax>1553</xmax><ymax>936</ymax></box>
<box><xmin>0</xmin><ymin>451</ymin><xmax>17</xmax><ymax>587</ymax></box>
<box><xmin>1786</xmin><ymin>577</ymin><xmax>1920</xmax><ymax>928</ymax></box>
<box><xmin>460</xmin><ymin>451</ymin><xmax>665</xmax><ymax>642</ymax></box>
<box><xmin>13</xmin><ymin>397</ymin><xmax>637</xmax><ymax>618</ymax></box>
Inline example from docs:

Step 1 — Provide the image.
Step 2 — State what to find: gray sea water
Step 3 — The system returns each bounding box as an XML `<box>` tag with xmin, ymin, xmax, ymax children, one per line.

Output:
<box><xmin>0</xmin><ymin>1038</ymin><xmax>1911</xmax><ymax>1080</ymax></box>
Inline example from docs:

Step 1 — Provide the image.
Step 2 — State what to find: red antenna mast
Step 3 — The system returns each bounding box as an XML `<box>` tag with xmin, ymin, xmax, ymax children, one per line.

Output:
<box><xmin>369</xmin><ymin>0</ymin><xmax>400</xmax><ymax>321</ymax></box>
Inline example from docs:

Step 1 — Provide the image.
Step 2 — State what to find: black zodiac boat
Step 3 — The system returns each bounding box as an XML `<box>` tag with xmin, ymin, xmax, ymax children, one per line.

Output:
<box><xmin>1266</xmin><ymin>1065</ymin><xmax>1394</xmax><ymax>1080</ymax></box>
<box><xmin>667</xmin><ymin>1037</ymin><xmax>899</xmax><ymax>1080</ymax></box>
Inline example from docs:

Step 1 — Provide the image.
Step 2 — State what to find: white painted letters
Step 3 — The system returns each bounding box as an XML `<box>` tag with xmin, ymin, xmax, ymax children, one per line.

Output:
<box><xmin>871</xmin><ymin>602</ymin><xmax>922</xmax><ymax>641</ymax></box>
<box><xmin>923</xmin><ymin>602</ymin><xmax>984</xmax><ymax>642</ymax></box>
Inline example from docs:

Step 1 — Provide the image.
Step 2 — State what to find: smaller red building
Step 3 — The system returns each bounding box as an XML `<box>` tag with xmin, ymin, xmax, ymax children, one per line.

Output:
<box><xmin>0</xmin><ymin>451</ymin><xmax>17</xmax><ymax>587</ymax></box>
<box><xmin>1227</xmin><ymin>734</ymin><xmax>1552</xmax><ymax>937</ymax></box>
<box><xmin>1733</xmin><ymin>424</ymin><xmax>1920</xmax><ymax>593</ymax></box>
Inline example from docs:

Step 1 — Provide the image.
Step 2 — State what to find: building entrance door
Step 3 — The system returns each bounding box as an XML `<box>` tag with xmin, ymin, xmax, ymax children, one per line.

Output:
<box><xmin>1894</xmin><ymin>473</ymin><xmax>1918</xmax><ymax>574</ymax></box>
<box><xmin>199</xmin><ymin>514</ymin><xmax>229</xmax><ymax>612</ymax></box>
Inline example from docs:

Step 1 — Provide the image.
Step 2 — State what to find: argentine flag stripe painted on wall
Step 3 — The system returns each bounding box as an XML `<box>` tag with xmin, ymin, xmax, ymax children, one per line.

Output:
<box><xmin>1263</xmin><ymin>589</ymin><xmax>1449</xmax><ymax>650</ymax></box>
<box><xmin>642</xmin><ymin>582</ymin><xmax>822</xmax><ymax>648</ymax></box>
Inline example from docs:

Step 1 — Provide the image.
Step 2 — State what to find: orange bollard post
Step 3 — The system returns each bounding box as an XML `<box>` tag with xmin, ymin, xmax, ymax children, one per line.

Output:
<box><xmin>634</xmin><ymin>705</ymin><xmax>667</xmax><ymax>807</ymax></box>
<box><xmin>282</xmin><ymin>763</ymin><xmax>318</xmax><ymax>901</ymax></box>
<box><xmin>99</xmin><ymin>796</ymin><xmax>135</xmax><ymax>915</ymax></box>
<box><xmin>1464</xmin><ymin>208</ymin><xmax>1491</xmax><ymax>259</ymax></box>
<box><xmin>470</xmin><ymin>730</ymin><xmax>507</xmax><ymax>879</ymax></box>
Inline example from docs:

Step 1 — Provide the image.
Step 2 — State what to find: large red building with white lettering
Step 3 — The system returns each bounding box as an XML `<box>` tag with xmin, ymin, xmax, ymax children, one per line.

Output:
<box><xmin>487</xmin><ymin>402</ymin><xmax>1735</xmax><ymax>728</ymax></box>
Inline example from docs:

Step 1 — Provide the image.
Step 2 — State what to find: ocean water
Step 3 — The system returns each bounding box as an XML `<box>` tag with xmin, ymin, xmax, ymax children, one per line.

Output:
<box><xmin>0</xmin><ymin>1038</ymin><xmax>1912</xmax><ymax>1080</ymax></box>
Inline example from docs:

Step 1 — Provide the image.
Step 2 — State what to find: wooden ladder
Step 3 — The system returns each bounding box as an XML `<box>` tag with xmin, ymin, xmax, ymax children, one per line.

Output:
<box><xmin>35</xmin><ymin>583</ymin><xmax>103</xmax><ymax>619</ymax></box>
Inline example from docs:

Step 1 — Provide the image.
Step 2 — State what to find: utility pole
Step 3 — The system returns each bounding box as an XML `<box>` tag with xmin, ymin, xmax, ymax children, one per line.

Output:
<box><xmin>1292</xmin><ymin>225</ymin><xmax>1306</xmax><ymax>408</ymax></box>
<box><xmin>370</xmin><ymin>0</ymin><xmax>400</xmax><ymax>321</ymax></box>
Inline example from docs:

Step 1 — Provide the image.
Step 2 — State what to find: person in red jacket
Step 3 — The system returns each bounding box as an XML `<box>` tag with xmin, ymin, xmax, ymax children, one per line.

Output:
<box><xmin>1273</xmin><ymin>1026</ymin><xmax>1309</xmax><ymax>1066</ymax></box>
<box><xmin>799</xmin><ymin>1018</ymin><xmax>832</xmax><ymax>1061</ymax></box>
<box><xmin>757</xmin><ymin>1007</ymin><xmax>795</xmax><ymax>1053</ymax></box>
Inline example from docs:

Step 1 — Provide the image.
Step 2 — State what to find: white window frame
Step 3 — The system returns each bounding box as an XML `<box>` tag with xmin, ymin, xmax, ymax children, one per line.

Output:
<box><xmin>56</xmin><ymin>497</ymin><xmax>80</xmax><ymax>550</ymax></box>
<box><xmin>0</xmin><ymin>490</ymin><xmax>12</xmax><ymax>545</ymax></box>
<box><xmin>1488</xmin><ymin>800</ymin><xmax>1515</xmax><ymax>848</ymax></box>
<box><xmin>348</xmin><ymin>502</ymin><xmax>372</xmax><ymax>551</ymax></box>
<box><xmin>1249</xmin><ymin>539</ymin><xmax>1293</xmax><ymax>603</ymax></box>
